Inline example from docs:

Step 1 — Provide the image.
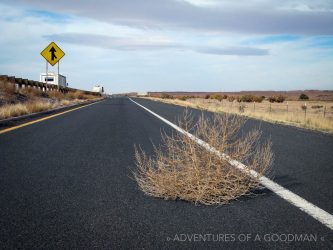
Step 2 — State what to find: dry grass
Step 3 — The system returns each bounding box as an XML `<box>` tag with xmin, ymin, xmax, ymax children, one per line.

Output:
<box><xmin>60</xmin><ymin>99</ymin><xmax>71</xmax><ymax>106</ymax></box>
<box><xmin>0</xmin><ymin>80</ymin><xmax>16</xmax><ymax>103</ymax></box>
<box><xmin>134</xmin><ymin>110</ymin><xmax>273</xmax><ymax>205</ymax></box>
<box><xmin>0</xmin><ymin>80</ymin><xmax>102</xmax><ymax>119</ymax></box>
<box><xmin>49</xmin><ymin>90</ymin><xmax>97</xmax><ymax>101</ymax></box>
<box><xmin>66</xmin><ymin>90</ymin><xmax>97</xmax><ymax>100</ymax></box>
<box><xmin>144</xmin><ymin>97</ymin><xmax>333</xmax><ymax>133</ymax></box>
<box><xmin>0</xmin><ymin>101</ymin><xmax>55</xmax><ymax>119</ymax></box>
<box><xmin>19</xmin><ymin>88</ymin><xmax>46</xmax><ymax>98</ymax></box>
<box><xmin>0</xmin><ymin>80</ymin><xmax>16</xmax><ymax>96</ymax></box>
<box><xmin>0</xmin><ymin>94</ymin><xmax>100</xmax><ymax>120</ymax></box>
<box><xmin>48</xmin><ymin>90</ymin><xmax>65</xmax><ymax>100</ymax></box>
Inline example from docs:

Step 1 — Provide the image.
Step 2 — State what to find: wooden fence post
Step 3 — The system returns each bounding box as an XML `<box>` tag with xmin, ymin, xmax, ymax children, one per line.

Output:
<box><xmin>324</xmin><ymin>105</ymin><xmax>326</xmax><ymax>118</ymax></box>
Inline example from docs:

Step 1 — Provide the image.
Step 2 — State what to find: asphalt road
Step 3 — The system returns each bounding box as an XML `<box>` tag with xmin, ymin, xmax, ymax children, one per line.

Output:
<box><xmin>0</xmin><ymin>97</ymin><xmax>332</xmax><ymax>249</ymax></box>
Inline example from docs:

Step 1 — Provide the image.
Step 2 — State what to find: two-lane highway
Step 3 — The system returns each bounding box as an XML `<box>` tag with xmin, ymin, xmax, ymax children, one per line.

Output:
<box><xmin>0</xmin><ymin>97</ymin><xmax>332</xmax><ymax>249</ymax></box>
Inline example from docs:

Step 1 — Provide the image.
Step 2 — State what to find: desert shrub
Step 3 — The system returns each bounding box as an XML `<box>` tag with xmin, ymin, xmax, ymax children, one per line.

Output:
<box><xmin>301</xmin><ymin>104</ymin><xmax>307</xmax><ymax>110</ymax></box>
<box><xmin>268</xmin><ymin>95</ymin><xmax>285</xmax><ymax>103</ymax></box>
<box><xmin>211</xmin><ymin>94</ymin><xmax>223</xmax><ymax>102</ymax></box>
<box><xmin>161</xmin><ymin>93</ymin><xmax>174</xmax><ymax>99</ymax></box>
<box><xmin>275</xmin><ymin>95</ymin><xmax>286</xmax><ymax>103</ymax></box>
<box><xmin>223</xmin><ymin>94</ymin><xmax>228</xmax><ymax>99</ymax></box>
<box><xmin>240</xmin><ymin>95</ymin><xmax>253</xmax><ymax>102</ymax></box>
<box><xmin>134</xmin><ymin>111</ymin><xmax>273</xmax><ymax>205</ymax></box>
<box><xmin>178</xmin><ymin>96</ymin><xmax>187</xmax><ymax>101</ymax></box>
<box><xmin>256</xmin><ymin>97</ymin><xmax>264</xmax><ymax>103</ymax></box>
<box><xmin>255</xmin><ymin>96</ymin><xmax>265</xmax><ymax>103</ymax></box>
<box><xmin>299</xmin><ymin>93</ymin><xmax>309</xmax><ymax>100</ymax></box>
<box><xmin>268</xmin><ymin>96</ymin><xmax>274</xmax><ymax>103</ymax></box>
<box><xmin>311</xmin><ymin>105</ymin><xmax>323</xmax><ymax>109</ymax></box>
<box><xmin>204</xmin><ymin>94</ymin><xmax>210</xmax><ymax>99</ymax></box>
<box><xmin>239</xmin><ymin>95</ymin><xmax>263</xmax><ymax>103</ymax></box>
<box><xmin>228</xmin><ymin>96</ymin><xmax>235</xmax><ymax>102</ymax></box>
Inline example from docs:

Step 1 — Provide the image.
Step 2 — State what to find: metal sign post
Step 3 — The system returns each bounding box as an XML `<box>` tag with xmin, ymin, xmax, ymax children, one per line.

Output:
<box><xmin>57</xmin><ymin>62</ymin><xmax>60</xmax><ymax>90</ymax></box>
<box><xmin>46</xmin><ymin>61</ymin><xmax>48</xmax><ymax>87</ymax></box>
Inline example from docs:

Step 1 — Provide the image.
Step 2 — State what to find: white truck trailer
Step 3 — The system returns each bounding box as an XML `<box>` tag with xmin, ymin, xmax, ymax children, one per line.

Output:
<box><xmin>40</xmin><ymin>73</ymin><xmax>67</xmax><ymax>87</ymax></box>
<box><xmin>92</xmin><ymin>85</ymin><xmax>104</xmax><ymax>94</ymax></box>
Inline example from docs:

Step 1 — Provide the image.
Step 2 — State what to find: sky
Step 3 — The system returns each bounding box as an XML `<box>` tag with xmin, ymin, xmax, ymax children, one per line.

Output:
<box><xmin>0</xmin><ymin>0</ymin><xmax>332</xmax><ymax>94</ymax></box>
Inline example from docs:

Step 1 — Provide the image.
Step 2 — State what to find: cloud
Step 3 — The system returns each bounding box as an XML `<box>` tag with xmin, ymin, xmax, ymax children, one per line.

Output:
<box><xmin>45</xmin><ymin>33</ymin><xmax>268</xmax><ymax>56</ymax></box>
<box><xmin>25</xmin><ymin>9</ymin><xmax>71</xmax><ymax>23</ymax></box>
<box><xmin>3</xmin><ymin>0</ymin><xmax>333</xmax><ymax>35</ymax></box>
<box><xmin>44</xmin><ymin>33</ymin><xmax>180</xmax><ymax>50</ymax></box>
<box><xmin>243</xmin><ymin>35</ymin><xmax>302</xmax><ymax>45</ymax></box>
<box><xmin>195</xmin><ymin>47</ymin><xmax>268</xmax><ymax>56</ymax></box>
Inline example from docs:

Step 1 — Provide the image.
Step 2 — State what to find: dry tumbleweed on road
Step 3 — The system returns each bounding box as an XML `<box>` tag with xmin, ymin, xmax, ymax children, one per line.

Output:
<box><xmin>134</xmin><ymin>110</ymin><xmax>273</xmax><ymax>205</ymax></box>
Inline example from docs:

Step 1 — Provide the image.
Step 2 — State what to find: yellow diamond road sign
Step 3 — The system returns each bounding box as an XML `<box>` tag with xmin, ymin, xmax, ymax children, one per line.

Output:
<box><xmin>41</xmin><ymin>42</ymin><xmax>65</xmax><ymax>66</ymax></box>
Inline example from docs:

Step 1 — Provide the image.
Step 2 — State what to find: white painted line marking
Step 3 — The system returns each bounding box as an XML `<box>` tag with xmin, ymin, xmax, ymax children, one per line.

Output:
<box><xmin>129</xmin><ymin>97</ymin><xmax>333</xmax><ymax>230</ymax></box>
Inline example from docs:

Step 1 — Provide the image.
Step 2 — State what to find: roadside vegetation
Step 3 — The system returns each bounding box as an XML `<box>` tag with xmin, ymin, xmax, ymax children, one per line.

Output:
<box><xmin>134</xmin><ymin>110</ymin><xmax>273</xmax><ymax>205</ymax></box>
<box><xmin>141</xmin><ymin>94</ymin><xmax>333</xmax><ymax>133</ymax></box>
<box><xmin>0</xmin><ymin>79</ymin><xmax>101</xmax><ymax>120</ymax></box>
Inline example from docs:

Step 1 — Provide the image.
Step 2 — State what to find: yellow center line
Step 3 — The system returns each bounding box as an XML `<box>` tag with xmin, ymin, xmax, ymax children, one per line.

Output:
<box><xmin>0</xmin><ymin>100</ymin><xmax>104</xmax><ymax>135</ymax></box>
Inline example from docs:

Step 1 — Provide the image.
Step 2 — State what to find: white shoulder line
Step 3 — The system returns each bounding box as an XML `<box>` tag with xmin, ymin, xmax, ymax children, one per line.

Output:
<box><xmin>129</xmin><ymin>97</ymin><xmax>333</xmax><ymax>230</ymax></box>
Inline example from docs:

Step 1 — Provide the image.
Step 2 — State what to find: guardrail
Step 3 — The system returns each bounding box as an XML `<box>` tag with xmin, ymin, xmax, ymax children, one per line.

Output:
<box><xmin>0</xmin><ymin>75</ymin><xmax>100</xmax><ymax>96</ymax></box>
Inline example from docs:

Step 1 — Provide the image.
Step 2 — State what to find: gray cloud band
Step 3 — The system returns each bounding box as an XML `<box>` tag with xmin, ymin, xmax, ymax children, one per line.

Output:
<box><xmin>45</xmin><ymin>33</ymin><xmax>269</xmax><ymax>56</ymax></box>
<box><xmin>3</xmin><ymin>0</ymin><xmax>333</xmax><ymax>35</ymax></box>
